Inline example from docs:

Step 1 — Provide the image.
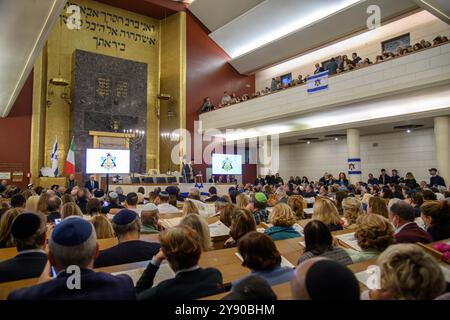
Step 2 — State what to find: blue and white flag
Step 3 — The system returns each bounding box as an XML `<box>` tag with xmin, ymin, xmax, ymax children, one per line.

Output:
<box><xmin>307</xmin><ymin>71</ymin><xmax>329</xmax><ymax>93</ymax></box>
<box><xmin>348</xmin><ymin>158</ymin><xmax>361</xmax><ymax>175</ymax></box>
<box><xmin>51</xmin><ymin>138</ymin><xmax>58</xmax><ymax>177</ymax></box>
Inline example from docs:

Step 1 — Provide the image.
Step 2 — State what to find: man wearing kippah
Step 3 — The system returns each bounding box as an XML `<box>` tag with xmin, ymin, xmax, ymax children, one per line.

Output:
<box><xmin>247</xmin><ymin>193</ymin><xmax>270</xmax><ymax>225</ymax></box>
<box><xmin>0</xmin><ymin>213</ymin><xmax>48</xmax><ymax>283</ymax></box>
<box><xmin>94</xmin><ymin>209</ymin><xmax>161</xmax><ymax>268</ymax></box>
<box><xmin>155</xmin><ymin>191</ymin><xmax>178</xmax><ymax>214</ymax></box>
<box><xmin>8</xmin><ymin>216</ymin><xmax>135</xmax><ymax>300</ymax></box>
<box><xmin>101</xmin><ymin>191</ymin><xmax>124</xmax><ymax>214</ymax></box>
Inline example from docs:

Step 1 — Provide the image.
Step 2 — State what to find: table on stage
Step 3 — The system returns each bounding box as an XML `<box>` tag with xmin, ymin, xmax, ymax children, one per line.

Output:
<box><xmin>103</xmin><ymin>183</ymin><xmax>236</xmax><ymax>196</ymax></box>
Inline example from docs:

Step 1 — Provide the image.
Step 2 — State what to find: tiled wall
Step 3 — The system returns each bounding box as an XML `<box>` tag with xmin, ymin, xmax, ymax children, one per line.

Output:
<box><xmin>277</xmin><ymin>128</ymin><xmax>436</xmax><ymax>183</ymax></box>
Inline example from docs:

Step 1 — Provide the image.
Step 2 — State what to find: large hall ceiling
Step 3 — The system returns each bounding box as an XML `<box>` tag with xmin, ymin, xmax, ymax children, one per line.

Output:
<box><xmin>189</xmin><ymin>0</ymin><xmax>423</xmax><ymax>74</ymax></box>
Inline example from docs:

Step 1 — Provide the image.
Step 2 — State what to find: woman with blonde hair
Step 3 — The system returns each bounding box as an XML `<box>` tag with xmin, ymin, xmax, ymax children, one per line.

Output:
<box><xmin>221</xmin><ymin>194</ymin><xmax>232</xmax><ymax>204</ymax></box>
<box><xmin>25</xmin><ymin>195</ymin><xmax>40</xmax><ymax>213</ymax></box>
<box><xmin>264</xmin><ymin>203</ymin><xmax>301</xmax><ymax>240</ymax></box>
<box><xmin>287</xmin><ymin>195</ymin><xmax>305</xmax><ymax>220</ymax></box>
<box><xmin>312</xmin><ymin>197</ymin><xmax>343</xmax><ymax>231</ymax></box>
<box><xmin>182</xmin><ymin>199</ymin><xmax>199</xmax><ymax>216</ymax></box>
<box><xmin>180</xmin><ymin>214</ymin><xmax>211</xmax><ymax>251</ymax></box>
<box><xmin>362</xmin><ymin>244</ymin><xmax>446</xmax><ymax>300</ymax></box>
<box><xmin>0</xmin><ymin>208</ymin><xmax>24</xmax><ymax>248</ymax></box>
<box><xmin>61</xmin><ymin>202</ymin><xmax>83</xmax><ymax>219</ymax></box>
<box><xmin>236</xmin><ymin>193</ymin><xmax>249</xmax><ymax>208</ymax></box>
<box><xmin>91</xmin><ymin>214</ymin><xmax>115</xmax><ymax>239</ymax></box>
<box><xmin>61</xmin><ymin>193</ymin><xmax>74</xmax><ymax>205</ymax></box>
<box><xmin>36</xmin><ymin>192</ymin><xmax>50</xmax><ymax>216</ymax></box>
<box><xmin>367</xmin><ymin>196</ymin><xmax>388</xmax><ymax>218</ymax></box>
<box><xmin>342</xmin><ymin>197</ymin><xmax>363</xmax><ymax>229</ymax></box>
<box><xmin>345</xmin><ymin>214</ymin><xmax>395</xmax><ymax>263</ymax></box>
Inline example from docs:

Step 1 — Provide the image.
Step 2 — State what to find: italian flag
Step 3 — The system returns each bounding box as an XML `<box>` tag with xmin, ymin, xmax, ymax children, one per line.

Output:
<box><xmin>64</xmin><ymin>137</ymin><xmax>76</xmax><ymax>175</ymax></box>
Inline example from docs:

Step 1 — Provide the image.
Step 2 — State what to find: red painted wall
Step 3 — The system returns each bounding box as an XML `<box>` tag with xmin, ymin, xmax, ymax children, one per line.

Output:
<box><xmin>186</xmin><ymin>11</ymin><xmax>257</xmax><ymax>184</ymax></box>
<box><xmin>0</xmin><ymin>71</ymin><xmax>33</xmax><ymax>189</ymax></box>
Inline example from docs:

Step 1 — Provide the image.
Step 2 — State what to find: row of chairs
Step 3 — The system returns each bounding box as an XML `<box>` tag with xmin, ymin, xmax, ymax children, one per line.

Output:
<box><xmin>130</xmin><ymin>176</ymin><xmax>182</xmax><ymax>184</ymax></box>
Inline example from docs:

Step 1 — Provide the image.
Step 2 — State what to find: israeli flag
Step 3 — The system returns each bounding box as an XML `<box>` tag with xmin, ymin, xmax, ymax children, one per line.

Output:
<box><xmin>348</xmin><ymin>158</ymin><xmax>361</xmax><ymax>175</ymax></box>
<box><xmin>307</xmin><ymin>71</ymin><xmax>329</xmax><ymax>93</ymax></box>
<box><xmin>51</xmin><ymin>139</ymin><xmax>58</xmax><ymax>177</ymax></box>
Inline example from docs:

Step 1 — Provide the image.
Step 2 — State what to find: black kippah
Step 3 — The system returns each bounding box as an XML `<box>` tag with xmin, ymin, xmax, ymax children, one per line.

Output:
<box><xmin>11</xmin><ymin>213</ymin><xmax>42</xmax><ymax>239</ymax></box>
<box><xmin>305</xmin><ymin>259</ymin><xmax>360</xmax><ymax>300</ymax></box>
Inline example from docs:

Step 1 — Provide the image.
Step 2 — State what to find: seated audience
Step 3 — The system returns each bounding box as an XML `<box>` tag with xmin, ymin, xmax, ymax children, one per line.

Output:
<box><xmin>234</xmin><ymin>232</ymin><xmax>293</xmax><ymax>287</ymax></box>
<box><xmin>204</xmin><ymin>186</ymin><xmax>218</xmax><ymax>202</ymax></box>
<box><xmin>75</xmin><ymin>188</ymin><xmax>89</xmax><ymax>214</ymax></box>
<box><xmin>136</xmin><ymin>226</ymin><xmax>225</xmax><ymax>300</ymax></box>
<box><xmin>60</xmin><ymin>194</ymin><xmax>74</xmax><ymax>205</ymax></box>
<box><xmin>0</xmin><ymin>213</ymin><xmax>47</xmax><ymax>283</ymax></box>
<box><xmin>200</xmin><ymin>97</ymin><xmax>215</xmax><ymax>113</ymax></box>
<box><xmin>46</xmin><ymin>196</ymin><xmax>62</xmax><ymax>223</ymax></box>
<box><xmin>224</xmin><ymin>208</ymin><xmax>256</xmax><ymax>248</ymax></box>
<box><xmin>155</xmin><ymin>191</ymin><xmax>178</xmax><ymax>214</ymax></box>
<box><xmin>61</xmin><ymin>202</ymin><xmax>83</xmax><ymax>219</ymax></box>
<box><xmin>388</xmin><ymin>201</ymin><xmax>432</xmax><ymax>244</ymax></box>
<box><xmin>298</xmin><ymin>220</ymin><xmax>352</xmax><ymax>265</ymax></box>
<box><xmin>287</xmin><ymin>195</ymin><xmax>305</xmax><ymax>220</ymax></box>
<box><xmin>345</xmin><ymin>214</ymin><xmax>395</xmax><ymax>263</ymax></box>
<box><xmin>0</xmin><ymin>208</ymin><xmax>24</xmax><ymax>248</ymax></box>
<box><xmin>362</xmin><ymin>244</ymin><xmax>446</xmax><ymax>300</ymax></box>
<box><xmin>85</xmin><ymin>198</ymin><xmax>102</xmax><ymax>217</ymax></box>
<box><xmin>291</xmin><ymin>257</ymin><xmax>360</xmax><ymax>300</ymax></box>
<box><xmin>420</xmin><ymin>200</ymin><xmax>450</xmax><ymax>241</ymax></box>
<box><xmin>8</xmin><ymin>216</ymin><xmax>135</xmax><ymax>300</ymax></box>
<box><xmin>264</xmin><ymin>204</ymin><xmax>301</xmax><ymax>240</ymax></box>
<box><xmin>342</xmin><ymin>197</ymin><xmax>363</xmax><ymax>229</ymax></box>
<box><xmin>246</xmin><ymin>192</ymin><xmax>269</xmax><ymax>225</ymax></box>
<box><xmin>182</xmin><ymin>199</ymin><xmax>199</xmax><ymax>216</ymax></box>
<box><xmin>179</xmin><ymin>214</ymin><xmax>211</xmax><ymax>251</ymax></box>
<box><xmin>11</xmin><ymin>194</ymin><xmax>26</xmax><ymax>208</ymax></box>
<box><xmin>312</xmin><ymin>198</ymin><xmax>343</xmax><ymax>231</ymax></box>
<box><xmin>140</xmin><ymin>203</ymin><xmax>161</xmax><ymax>234</ymax></box>
<box><xmin>91</xmin><ymin>215</ymin><xmax>115</xmax><ymax>239</ymax></box>
<box><xmin>220</xmin><ymin>91</ymin><xmax>232</xmax><ymax>106</ymax></box>
<box><xmin>223</xmin><ymin>275</ymin><xmax>276</xmax><ymax>300</ymax></box>
<box><xmin>367</xmin><ymin>173</ymin><xmax>379</xmax><ymax>185</ymax></box>
<box><xmin>367</xmin><ymin>196</ymin><xmax>388</xmax><ymax>218</ymax></box>
<box><xmin>94</xmin><ymin>209</ymin><xmax>160</xmax><ymax>268</ymax></box>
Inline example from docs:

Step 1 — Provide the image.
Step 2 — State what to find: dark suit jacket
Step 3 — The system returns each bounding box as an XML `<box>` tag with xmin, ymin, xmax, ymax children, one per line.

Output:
<box><xmin>430</xmin><ymin>175</ymin><xmax>446</xmax><ymax>187</ymax></box>
<box><xmin>8</xmin><ymin>269</ymin><xmax>135</xmax><ymax>300</ymax></box>
<box><xmin>378</xmin><ymin>174</ymin><xmax>391</xmax><ymax>185</ymax></box>
<box><xmin>0</xmin><ymin>251</ymin><xmax>47</xmax><ymax>283</ymax></box>
<box><xmin>368</xmin><ymin>178</ymin><xmax>379</xmax><ymax>185</ymax></box>
<box><xmin>84</xmin><ymin>180</ymin><xmax>99</xmax><ymax>192</ymax></box>
<box><xmin>204</xmin><ymin>195</ymin><xmax>218</xmax><ymax>203</ymax></box>
<box><xmin>94</xmin><ymin>240</ymin><xmax>161</xmax><ymax>268</ymax></box>
<box><xmin>395</xmin><ymin>222</ymin><xmax>432</xmax><ymax>244</ymax></box>
<box><xmin>136</xmin><ymin>263</ymin><xmax>225</xmax><ymax>300</ymax></box>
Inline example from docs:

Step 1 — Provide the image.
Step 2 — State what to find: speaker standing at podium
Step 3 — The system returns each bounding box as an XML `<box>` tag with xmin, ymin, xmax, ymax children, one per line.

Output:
<box><xmin>182</xmin><ymin>161</ymin><xmax>192</xmax><ymax>183</ymax></box>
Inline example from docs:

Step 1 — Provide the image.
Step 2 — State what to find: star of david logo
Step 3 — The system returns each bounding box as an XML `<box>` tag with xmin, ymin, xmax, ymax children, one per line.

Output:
<box><xmin>100</xmin><ymin>152</ymin><xmax>117</xmax><ymax>171</ymax></box>
<box><xmin>314</xmin><ymin>79</ymin><xmax>321</xmax><ymax>87</ymax></box>
<box><xmin>222</xmin><ymin>158</ymin><xmax>233</xmax><ymax>172</ymax></box>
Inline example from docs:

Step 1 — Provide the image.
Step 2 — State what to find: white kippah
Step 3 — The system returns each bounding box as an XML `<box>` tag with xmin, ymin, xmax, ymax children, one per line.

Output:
<box><xmin>141</xmin><ymin>203</ymin><xmax>158</xmax><ymax>211</ymax></box>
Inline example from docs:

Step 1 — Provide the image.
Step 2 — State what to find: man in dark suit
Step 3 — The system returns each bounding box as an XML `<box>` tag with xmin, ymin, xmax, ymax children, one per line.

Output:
<box><xmin>254</xmin><ymin>175</ymin><xmax>265</xmax><ymax>186</ymax></box>
<box><xmin>388</xmin><ymin>201</ymin><xmax>432</xmax><ymax>244</ymax></box>
<box><xmin>204</xmin><ymin>186</ymin><xmax>218</xmax><ymax>203</ymax></box>
<box><xmin>67</xmin><ymin>173</ymin><xmax>76</xmax><ymax>191</ymax></box>
<box><xmin>8</xmin><ymin>217</ymin><xmax>135</xmax><ymax>300</ymax></box>
<box><xmin>390</xmin><ymin>169</ymin><xmax>402</xmax><ymax>184</ymax></box>
<box><xmin>0</xmin><ymin>213</ymin><xmax>47</xmax><ymax>283</ymax></box>
<box><xmin>94</xmin><ymin>209</ymin><xmax>160</xmax><ymax>268</ymax></box>
<box><xmin>136</xmin><ymin>225</ymin><xmax>225</xmax><ymax>300</ymax></box>
<box><xmin>367</xmin><ymin>173</ymin><xmax>379</xmax><ymax>185</ymax></box>
<box><xmin>84</xmin><ymin>175</ymin><xmax>99</xmax><ymax>192</ymax></box>
<box><xmin>378</xmin><ymin>169</ymin><xmax>391</xmax><ymax>185</ymax></box>
<box><xmin>182</xmin><ymin>161</ymin><xmax>192</xmax><ymax>183</ymax></box>
<box><xmin>429</xmin><ymin>168</ymin><xmax>446</xmax><ymax>187</ymax></box>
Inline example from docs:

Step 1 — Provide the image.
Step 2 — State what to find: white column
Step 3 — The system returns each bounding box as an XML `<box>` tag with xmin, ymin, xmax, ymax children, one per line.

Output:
<box><xmin>434</xmin><ymin>116</ymin><xmax>450</xmax><ymax>184</ymax></box>
<box><xmin>347</xmin><ymin>128</ymin><xmax>362</xmax><ymax>184</ymax></box>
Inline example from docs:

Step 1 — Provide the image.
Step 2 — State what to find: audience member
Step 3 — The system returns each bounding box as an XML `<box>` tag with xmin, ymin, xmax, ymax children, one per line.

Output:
<box><xmin>234</xmin><ymin>232</ymin><xmax>293</xmax><ymax>286</ymax></box>
<box><xmin>236</xmin><ymin>193</ymin><xmax>249</xmax><ymax>208</ymax></box>
<box><xmin>362</xmin><ymin>244</ymin><xmax>446</xmax><ymax>300</ymax></box>
<box><xmin>312</xmin><ymin>198</ymin><xmax>343</xmax><ymax>231</ymax></box>
<box><xmin>91</xmin><ymin>215</ymin><xmax>115</xmax><ymax>239</ymax></box>
<box><xmin>287</xmin><ymin>195</ymin><xmax>305</xmax><ymax>220</ymax></box>
<box><xmin>291</xmin><ymin>257</ymin><xmax>360</xmax><ymax>300</ymax></box>
<box><xmin>0</xmin><ymin>213</ymin><xmax>47</xmax><ymax>282</ymax></box>
<box><xmin>46</xmin><ymin>196</ymin><xmax>62</xmax><ymax>223</ymax></box>
<box><xmin>94</xmin><ymin>209</ymin><xmax>160</xmax><ymax>268</ymax></box>
<box><xmin>61</xmin><ymin>202</ymin><xmax>83</xmax><ymax>219</ymax></box>
<box><xmin>223</xmin><ymin>275</ymin><xmax>276</xmax><ymax>300</ymax></box>
<box><xmin>429</xmin><ymin>168</ymin><xmax>446</xmax><ymax>187</ymax></box>
<box><xmin>136</xmin><ymin>226</ymin><xmax>225</xmax><ymax>300</ymax></box>
<box><xmin>246</xmin><ymin>192</ymin><xmax>269</xmax><ymax>225</ymax></box>
<box><xmin>8</xmin><ymin>217</ymin><xmax>135</xmax><ymax>300</ymax></box>
<box><xmin>182</xmin><ymin>199</ymin><xmax>199</xmax><ymax>216</ymax></box>
<box><xmin>264</xmin><ymin>204</ymin><xmax>301</xmax><ymax>240</ymax></box>
<box><xmin>420</xmin><ymin>200</ymin><xmax>450</xmax><ymax>241</ymax></box>
<box><xmin>0</xmin><ymin>208</ymin><xmax>24</xmax><ymax>248</ymax></box>
<box><xmin>388</xmin><ymin>201</ymin><xmax>432</xmax><ymax>243</ymax></box>
<box><xmin>345</xmin><ymin>214</ymin><xmax>395</xmax><ymax>263</ymax></box>
<box><xmin>342</xmin><ymin>197</ymin><xmax>363</xmax><ymax>229</ymax></box>
<box><xmin>298</xmin><ymin>220</ymin><xmax>352</xmax><ymax>265</ymax></box>
<box><xmin>140</xmin><ymin>203</ymin><xmax>161</xmax><ymax>234</ymax></box>
<box><xmin>180</xmin><ymin>214</ymin><xmax>211</xmax><ymax>251</ymax></box>
<box><xmin>225</xmin><ymin>208</ymin><xmax>256</xmax><ymax>248</ymax></box>
<box><xmin>367</xmin><ymin>196</ymin><xmax>388</xmax><ymax>218</ymax></box>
